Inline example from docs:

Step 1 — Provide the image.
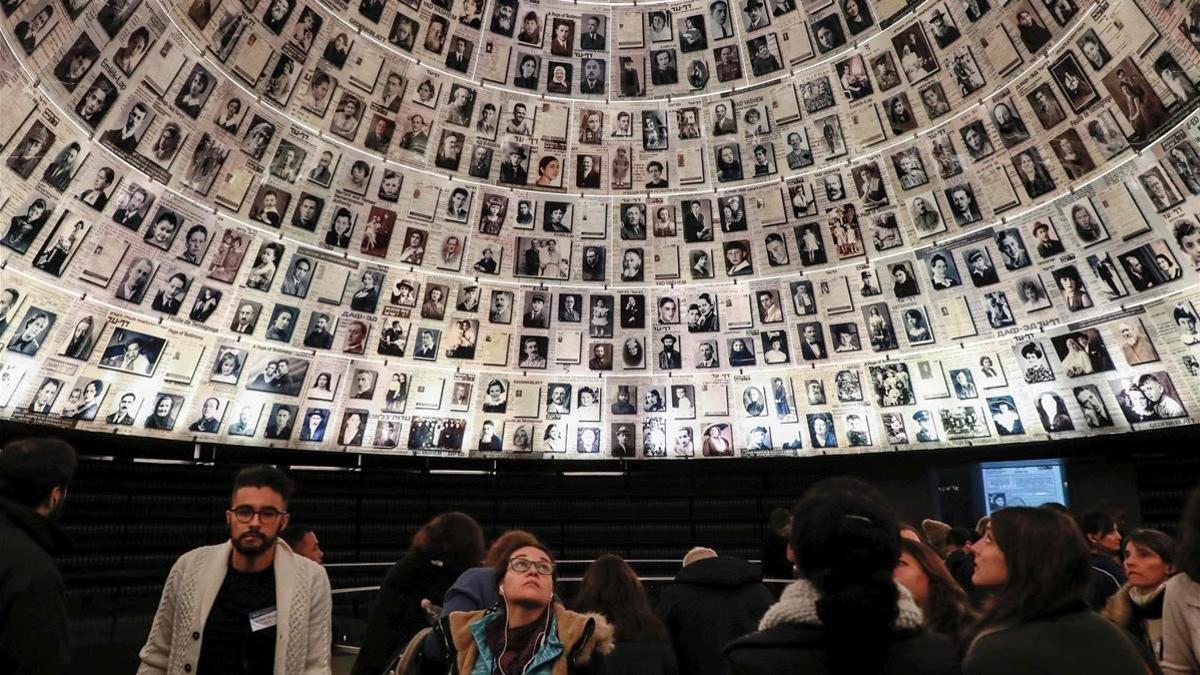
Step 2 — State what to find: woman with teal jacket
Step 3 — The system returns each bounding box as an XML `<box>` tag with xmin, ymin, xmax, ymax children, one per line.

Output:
<box><xmin>434</xmin><ymin>544</ymin><xmax>613</xmax><ymax>675</ymax></box>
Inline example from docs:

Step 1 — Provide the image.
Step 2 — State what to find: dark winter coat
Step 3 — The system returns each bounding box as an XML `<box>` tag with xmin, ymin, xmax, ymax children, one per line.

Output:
<box><xmin>0</xmin><ymin>495</ymin><xmax>72</xmax><ymax>675</ymax></box>
<box><xmin>1088</xmin><ymin>552</ymin><xmax>1127</xmax><ymax>611</ymax></box>
<box><xmin>352</xmin><ymin>549</ymin><xmax>473</xmax><ymax>675</ymax></box>
<box><xmin>657</xmin><ymin>556</ymin><xmax>773</xmax><ymax>675</ymax></box>
<box><xmin>722</xmin><ymin>579</ymin><xmax>959</xmax><ymax>675</ymax></box>
<box><xmin>760</xmin><ymin>532</ymin><xmax>792</xmax><ymax>580</ymax></box>
<box><xmin>601</xmin><ymin>639</ymin><xmax>677</xmax><ymax>675</ymax></box>
<box><xmin>964</xmin><ymin>603</ymin><xmax>1148</xmax><ymax>675</ymax></box>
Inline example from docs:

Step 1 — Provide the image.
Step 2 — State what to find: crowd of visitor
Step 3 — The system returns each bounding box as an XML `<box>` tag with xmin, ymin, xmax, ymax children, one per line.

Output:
<box><xmin>6</xmin><ymin>437</ymin><xmax>1200</xmax><ymax>674</ymax></box>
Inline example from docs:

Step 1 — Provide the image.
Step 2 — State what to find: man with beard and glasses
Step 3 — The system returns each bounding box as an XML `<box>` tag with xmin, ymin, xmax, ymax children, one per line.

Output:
<box><xmin>137</xmin><ymin>466</ymin><xmax>331</xmax><ymax>675</ymax></box>
<box><xmin>0</xmin><ymin>438</ymin><xmax>77</xmax><ymax>675</ymax></box>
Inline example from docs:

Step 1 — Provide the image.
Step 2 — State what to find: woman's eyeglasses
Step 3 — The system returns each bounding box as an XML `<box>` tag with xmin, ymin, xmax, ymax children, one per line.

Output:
<box><xmin>509</xmin><ymin>557</ymin><xmax>555</xmax><ymax>575</ymax></box>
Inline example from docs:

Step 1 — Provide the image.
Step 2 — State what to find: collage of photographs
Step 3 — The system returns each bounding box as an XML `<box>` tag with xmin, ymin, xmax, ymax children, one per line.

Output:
<box><xmin>0</xmin><ymin>0</ymin><xmax>1199</xmax><ymax>457</ymax></box>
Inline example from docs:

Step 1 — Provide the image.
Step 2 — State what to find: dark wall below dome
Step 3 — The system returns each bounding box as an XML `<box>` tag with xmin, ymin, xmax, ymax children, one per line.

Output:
<box><xmin>1</xmin><ymin>420</ymin><xmax>1192</xmax><ymax>675</ymax></box>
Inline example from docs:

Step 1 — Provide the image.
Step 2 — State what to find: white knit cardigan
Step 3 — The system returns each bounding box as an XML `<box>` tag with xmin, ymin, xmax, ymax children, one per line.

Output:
<box><xmin>136</xmin><ymin>540</ymin><xmax>332</xmax><ymax>675</ymax></box>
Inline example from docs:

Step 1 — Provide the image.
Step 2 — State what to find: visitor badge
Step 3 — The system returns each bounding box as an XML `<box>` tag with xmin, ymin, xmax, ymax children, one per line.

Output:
<box><xmin>249</xmin><ymin>606</ymin><xmax>277</xmax><ymax>632</ymax></box>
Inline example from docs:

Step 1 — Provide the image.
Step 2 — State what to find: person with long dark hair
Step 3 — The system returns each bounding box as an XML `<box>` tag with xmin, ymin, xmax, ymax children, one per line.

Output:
<box><xmin>352</xmin><ymin>512</ymin><xmax>485</xmax><ymax>675</ymax></box>
<box><xmin>896</xmin><ymin>538</ymin><xmax>977</xmax><ymax>654</ymax></box>
<box><xmin>723</xmin><ymin>478</ymin><xmax>958</xmax><ymax>674</ymax></box>
<box><xmin>963</xmin><ymin>507</ymin><xmax>1146</xmax><ymax>673</ymax></box>
<box><xmin>1080</xmin><ymin>509</ymin><xmax>1127</xmax><ymax>610</ymax></box>
<box><xmin>573</xmin><ymin>554</ymin><xmax>677</xmax><ymax>673</ymax></box>
<box><xmin>1103</xmin><ymin>529</ymin><xmax>1175</xmax><ymax>671</ymax></box>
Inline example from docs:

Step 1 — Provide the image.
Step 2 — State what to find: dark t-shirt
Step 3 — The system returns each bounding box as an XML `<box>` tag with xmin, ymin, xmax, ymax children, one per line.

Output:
<box><xmin>197</xmin><ymin>564</ymin><xmax>277</xmax><ymax>675</ymax></box>
<box><xmin>485</xmin><ymin>612</ymin><xmax>548</xmax><ymax>674</ymax></box>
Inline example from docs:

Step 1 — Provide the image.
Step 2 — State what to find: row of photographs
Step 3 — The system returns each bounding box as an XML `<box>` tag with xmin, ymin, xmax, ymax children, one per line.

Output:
<box><xmin>1</xmin><ymin>279</ymin><xmax>1198</xmax><ymax>454</ymax></box>
<box><xmin>166</xmin><ymin>0</ymin><xmax>918</xmax><ymax>98</ymax></box>
<box><xmin>4</xmin><ymin>261</ymin><xmax>1196</xmax><ymax>394</ymax></box>
<box><xmin>1</xmin><ymin>57</ymin><xmax>1194</xmax><ymax>297</ymax></box>
<box><xmin>10</xmin><ymin>0</ymin><xmax>1146</xmax><ymax>205</ymax></box>
<box><xmin>7</xmin><ymin>3</ymin><xmax>1200</xmax><ymax>451</ymax></box>
<box><xmin>2</xmin><ymin>129</ymin><xmax>1199</xmax><ymax>385</ymax></box>
<box><xmin>0</xmin><ymin>4</ymin><xmax>1194</xmax><ymax>311</ymax></box>
<box><xmin>6</xmin><ymin>374</ymin><xmax>1196</xmax><ymax>453</ymax></box>
<box><xmin>0</xmin><ymin>0</ymin><xmax>1180</xmax><ymax>261</ymax></box>
<box><xmin>0</xmin><ymin>3</ymin><xmax>1187</xmax><ymax>310</ymax></box>
<box><xmin>2</xmin><ymin>153</ymin><xmax>1198</xmax><ymax>367</ymax></box>
<box><xmin>5</xmin><ymin>236</ymin><xmax>1200</xmax><ymax>381</ymax></box>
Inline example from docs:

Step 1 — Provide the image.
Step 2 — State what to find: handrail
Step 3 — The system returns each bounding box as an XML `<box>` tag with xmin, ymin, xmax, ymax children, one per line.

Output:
<box><xmin>332</xmin><ymin>577</ymin><xmax>792</xmax><ymax>594</ymax></box>
<box><xmin>325</xmin><ymin>558</ymin><xmax>760</xmax><ymax>568</ymax></box>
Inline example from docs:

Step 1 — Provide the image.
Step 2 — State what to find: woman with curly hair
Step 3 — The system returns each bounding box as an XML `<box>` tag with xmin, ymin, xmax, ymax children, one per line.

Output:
<box><xmin>432</xmin><ymin>543</ymin><xmax>613</xmax><ymax>674</ymax></box>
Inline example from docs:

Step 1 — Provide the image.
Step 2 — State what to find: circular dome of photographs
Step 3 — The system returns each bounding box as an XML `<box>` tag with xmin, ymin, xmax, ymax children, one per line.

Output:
<box><xmin>0</xmin><ymin>0</ymin><xmax>1199</xmax><ymax>458</ymax></box>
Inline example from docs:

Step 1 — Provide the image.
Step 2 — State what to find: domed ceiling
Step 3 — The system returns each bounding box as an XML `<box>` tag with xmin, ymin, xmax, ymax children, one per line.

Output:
<box><xmin>0</xmin><ymin>0</ymin><xmax>1198</xmax><ymax>457</ymax></box>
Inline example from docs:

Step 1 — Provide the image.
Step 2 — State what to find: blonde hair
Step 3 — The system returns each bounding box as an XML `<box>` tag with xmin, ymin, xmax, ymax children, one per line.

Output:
<box><xmin>682</xmin><ymin>546</ymin><xmax>717</xmax><ymax>567</ymax></box>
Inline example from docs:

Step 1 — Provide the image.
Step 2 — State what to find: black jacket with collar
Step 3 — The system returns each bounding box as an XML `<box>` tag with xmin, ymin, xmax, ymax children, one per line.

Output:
<box><xmin>724</xmin><ymin>622</ymin><xmax>959</xmax><ymax>675</ymax></box>
<box><xmin>657</xmin><ymin>556</ymin><xmax>773</xmax><ymax>675</ymax></box>
<box><xmin>353</xmin><ymin>549</ymin><xmax>472</xmax><ymax>675</ymax></box>
<box><xmin>963</xmin><ymin>602</ymin><xmax>1147</xmax><ymax>675</ymax></box>
<box><xmin>0</xmin><ymin>493</ymin><xmax>72</xmax><ymax>675</ymax></box>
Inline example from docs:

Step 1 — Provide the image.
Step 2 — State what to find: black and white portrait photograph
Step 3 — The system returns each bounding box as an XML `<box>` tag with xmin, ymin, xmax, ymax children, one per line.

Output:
<box><xmin>1012</xmin><ymin>148</ymin><xmax>1056</xmax><ymax>199</ymax></box>
<box><xmin>1110</xmin><ymin>371</ymin><xmax>1187</xmax><ymax>424</ymax></box>
<box><xmin>113</xmin><ymin>256</ymin><xmax>156</xmax><ymax>304</ymax></box>
<box><xmin>908</xmin><ymin>193</ymin><xmax>945</xmax><ymax>237</ymax></box>
<box><xmin>959</xmin><ymin>120</ymin><xmax>995</xmax><ymax>162</ymax></box>
<box><xmin>1073</xmin><ymin>385</ymin><xmax>1113</xmax><ymax>429</ymax></box>
<box><xmin>863</xmin><ymin>303</ymin><xmax>898</xmax><ymax>352</ymax></box>
<box><xmin>869</xmin><ymin>51</ymin><xmax>903</xmax><ymax>92</ymax></box>
<box><xmin>1064</xmin><ymin>197</ymin><xmax>1108</xmax><ymax>247</ymax></box>
<box><xmin>1051</xmin><ymin>265</ymin><xmax>1093</xmax><ymax>312</ymax></box>
<box><xmin>142</xmin><ymin>393</ymin><xmax>184</xmax><ymax>432</ymax></box>
<box><xmin>1050</xmin><ymin>52</ymin><xmax>1099</xmax><ymax>113</ymax></box>
<box><xmin>174</xmin><ymin>63</ymin><xmax>215</xmax><ymax>119</ymax></box>
<box><xmin>943</xmin><ymin>183</ymin><xmax>982</xmax><ymax>226</ymax></box>
<box><xmin>75</xmin><ymin>75</ymin><xmax>118</xmax><ymax>129</ymax></box>
<box><xmin>244</xmin><ymin>355</ymin><xmax>309</xmax><ymax>396</ymax></box>
<box><xmin>812</xmin><ymin>14</ymin><xmax>846</xmax><ymax>54</ymax></box>
<box><xmin>1139</xmin><ymin>166</ymin><xmax>1185</xmax><ymax>212</ymax></box>
<box><xmin>97</xmin><ymin>327</ymin><xmax>166</xmax><ymax>377</ymax></box>
<box><xmin>947</xmin><ymin>46</ymin><xmax>987</xmax><ymax>97</ymax></box>
<box><xmin>901</xmin><ymin>306</ymin><xmax>935</xmax><ymax>345</ymax></box>
<box><xmin>892</xmin><ymin>22</ymin><xmax>938</xmax><ymax>84</ymax></box>
<box><xmin>1027</xmin><ymin>83</ymin><xmax>1067</xmax><ymax>131</ymax></box>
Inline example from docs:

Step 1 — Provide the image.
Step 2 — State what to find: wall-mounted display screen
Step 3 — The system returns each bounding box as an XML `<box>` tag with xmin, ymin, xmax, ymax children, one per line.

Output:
<box><xmin>980</xmin><ymin>459</ymin><xmax>1067</xmax><ymax>514</ymax></box>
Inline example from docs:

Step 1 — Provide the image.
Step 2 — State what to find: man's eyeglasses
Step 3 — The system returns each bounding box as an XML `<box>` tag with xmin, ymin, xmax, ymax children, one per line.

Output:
<box><xmin>230</xmin><ymin>506</ymin><xmax>286</xmax><ymax>523</ymax></box>
<box><xmin>509</xmin><ymin>557</ymin><xmax>555</xmax><ymax>576</ymax></box>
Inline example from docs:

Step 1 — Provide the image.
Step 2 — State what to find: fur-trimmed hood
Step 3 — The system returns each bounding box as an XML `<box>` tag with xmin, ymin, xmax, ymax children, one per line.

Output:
<box><xmin>446</xmin><ymin>602</ymin><xmax>614</xmax><ymax>675</ymax></box>
<box><xmin>758</xmin><ymin>578</ymin><xmax>924</xmax><ymax>632</ymax></box>
<box><xmin>1103</xmin><ymin>583</ymin><xmax>1137</xmax><ymax>629</ymax></box>
<box><xmin>571</xmin><ymin>610</ymin><xmax>615</xmax><ymax>665</ymax></box>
